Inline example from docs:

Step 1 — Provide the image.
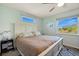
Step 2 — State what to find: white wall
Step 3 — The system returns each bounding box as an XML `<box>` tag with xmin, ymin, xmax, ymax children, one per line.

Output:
<box><xmin>41</xmin><ymin>17</ymin><xmax>57</xmax><ymax>35</ymax></box>
<box><xmin>41</xmin><ymin>8</ymin><xmax>79</xmax><ymax>49</ymax></box>
<box><xmin>57</xmin><ymin>34</ymin><xmax>79</xmax><ymax>49</ymax></box>
<box><xmin>0</xmin><ymin>5</ymin><xmax>41</xmax><ymax>36</ymax></box>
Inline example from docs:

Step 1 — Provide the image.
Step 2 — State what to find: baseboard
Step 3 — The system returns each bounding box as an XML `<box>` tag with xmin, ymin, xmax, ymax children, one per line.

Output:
<box><xmin>63</xmin><ymin>45</ymin><xmax>79</xmax><ymax>50</ymax></box>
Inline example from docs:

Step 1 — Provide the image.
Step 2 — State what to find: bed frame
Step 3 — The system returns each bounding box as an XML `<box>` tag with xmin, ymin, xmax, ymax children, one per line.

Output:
<box><xmin>17</xmin><ymin>38</ymin><xmax>63</xmax><ymax>56</ymax></box>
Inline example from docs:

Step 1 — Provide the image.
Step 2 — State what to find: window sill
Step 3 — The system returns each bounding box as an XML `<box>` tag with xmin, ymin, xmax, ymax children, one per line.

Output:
<box><xmin>57</xmin><ymin>33</ymin><xmax>79</xmax><ymax>36</ymax></box>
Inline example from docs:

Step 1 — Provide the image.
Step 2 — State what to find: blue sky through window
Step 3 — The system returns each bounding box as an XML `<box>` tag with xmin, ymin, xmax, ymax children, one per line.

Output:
<box><xmin>58</xmin><ymin>17</ymin><xmax>78</xmax><ymax>28</ymax></box>
<box><xmin>21</xmin><ymin>17</ymin><xmax>33</xmax><ymax>23</ymax></box>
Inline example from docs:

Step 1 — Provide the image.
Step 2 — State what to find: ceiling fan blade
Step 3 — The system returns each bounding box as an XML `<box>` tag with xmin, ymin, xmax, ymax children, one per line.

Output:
<box><xmin>49</xmin><ymin>7</ymin><xmax>55</xmax><ymax>12</ymax></box>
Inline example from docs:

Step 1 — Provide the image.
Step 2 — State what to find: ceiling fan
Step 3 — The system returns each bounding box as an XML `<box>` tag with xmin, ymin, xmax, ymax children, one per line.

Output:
<box><xmin>42</xmin><ymin>3</ymin><xmax>64</xmax><ymax>12</ymax></box>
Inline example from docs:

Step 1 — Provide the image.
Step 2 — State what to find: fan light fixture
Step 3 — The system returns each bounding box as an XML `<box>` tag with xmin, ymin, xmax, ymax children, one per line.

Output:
<box><xmin>42</xmin><ymin>3</ymin><xmax>65</xmax><ymax>12</ymax></box>
<box><xmin>57</xmin><ymin>3</ymin><xmax>64</xmax><ymax>7</ymax></box>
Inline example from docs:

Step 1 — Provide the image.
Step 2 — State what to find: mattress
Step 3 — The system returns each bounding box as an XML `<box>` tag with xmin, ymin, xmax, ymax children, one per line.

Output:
<box><xmin>16</xmin><ymin>36</ymin><xmax>59</xmax><ymax>56</ymax></box>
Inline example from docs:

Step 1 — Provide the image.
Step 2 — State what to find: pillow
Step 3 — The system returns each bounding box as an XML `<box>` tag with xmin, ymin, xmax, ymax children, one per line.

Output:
<box><xmin>23</xmin><ymin>32</ymin><xmax>34</xmax><ymax>37</ymax></box>
<box><xmin>35</xmin><ymin>31</ymin><xmax>41</xmax><ymax>36</ymax></box>
<box><xmin>31</xmin><ymin>31</ymin><xmax>36</xmax><ymax>36</ymax></box>
<box><xmin>32</xmin><ymin>31</ymin><xmax>41</xmax><ymax>36</ymax></box>
<box><xmin>16</xmin><ymin>33</ymin><xmax>24</xmax><ymax>39</ymax></box>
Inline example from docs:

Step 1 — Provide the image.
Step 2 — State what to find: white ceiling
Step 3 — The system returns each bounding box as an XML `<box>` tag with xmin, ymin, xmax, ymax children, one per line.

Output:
<box><xmin>2</xmin><ymin>3</ymin><xmax>79</xmax><ymax>18</ymax></box>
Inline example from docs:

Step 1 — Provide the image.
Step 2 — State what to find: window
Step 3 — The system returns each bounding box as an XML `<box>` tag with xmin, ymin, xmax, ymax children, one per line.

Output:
<box><xmin>58</xmin><ymin>16</ymin><xmax>78</xmax><ymax>33</ymax></box>
<box><xmin>20</xmin><ymin>16</ymin><xmax>37</xmax><ymax>32</ymax></box>
<box><xmin>21</xmin><ymin>16</ymin><xmax>33</xmax><ymax>23</ymax></box>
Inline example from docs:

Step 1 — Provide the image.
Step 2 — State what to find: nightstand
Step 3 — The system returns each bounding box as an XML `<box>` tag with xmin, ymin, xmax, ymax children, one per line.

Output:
<box><xmin>1</xmin><ymin>39</ymin><xmax>14</xmax><ymax>53</ymax></box>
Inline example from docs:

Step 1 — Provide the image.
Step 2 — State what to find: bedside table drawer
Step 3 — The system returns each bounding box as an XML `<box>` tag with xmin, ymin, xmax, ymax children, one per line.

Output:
<box><xmin>1</xmin><ymin>39</ymin><xmax>14</xmax><ymax>53</ymax></box>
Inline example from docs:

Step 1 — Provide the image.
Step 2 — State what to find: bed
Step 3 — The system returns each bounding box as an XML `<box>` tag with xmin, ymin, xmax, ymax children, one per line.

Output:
<box><xmin>15</xmin><ymin>32</ymin><xmax>63</xmax><ymax>56</ymax></box>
